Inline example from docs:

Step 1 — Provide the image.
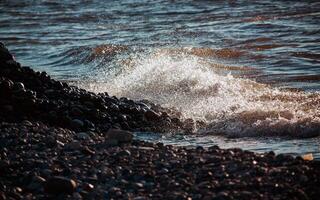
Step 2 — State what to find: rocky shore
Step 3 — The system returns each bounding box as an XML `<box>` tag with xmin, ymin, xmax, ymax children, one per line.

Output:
<box><xmin>0</xmin><ymin>43</ymin><xmax>320</xmax><ymax>199</ymax></box>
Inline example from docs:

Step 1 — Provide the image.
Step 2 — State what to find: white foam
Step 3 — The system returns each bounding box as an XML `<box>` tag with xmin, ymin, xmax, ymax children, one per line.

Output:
<box><xmin>76</xmin><ymin>49</ymin><xmax>320</xmax><ymax>137</ymax></box>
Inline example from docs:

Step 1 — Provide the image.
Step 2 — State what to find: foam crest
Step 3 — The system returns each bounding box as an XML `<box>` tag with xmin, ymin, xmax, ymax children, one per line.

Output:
<box><xmin>77</xmin><ymin>49</ymin><xmax>320</xmax><ymax>137</ymax></box>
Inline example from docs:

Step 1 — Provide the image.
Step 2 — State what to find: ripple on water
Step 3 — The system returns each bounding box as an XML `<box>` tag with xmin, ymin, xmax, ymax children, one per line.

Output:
<box><xmin>135</xmin><ymin>132</ymin><xmax>320</xmax><ymax>160</ymax></box>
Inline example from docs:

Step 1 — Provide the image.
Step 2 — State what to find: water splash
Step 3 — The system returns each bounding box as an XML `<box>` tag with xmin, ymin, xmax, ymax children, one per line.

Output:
<box><xmin>76</xmin><ymin>48</ymin><xmax>320</xmax><ymax>137</ymax></box>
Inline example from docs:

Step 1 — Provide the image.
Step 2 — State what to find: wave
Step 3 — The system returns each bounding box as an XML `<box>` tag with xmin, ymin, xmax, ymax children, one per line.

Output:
<box><xmin>60</xmin><ymin>45</ymin><xmax>250</xmax><ymax>65</ymax></box>
<box><xmin>71</xmin><ymin>46</ymin><xmax>320</xmax><ymax>138</ymax></box>
<box><xmin>156</xmin><ymin>47</ymin><xmax>247</xmax><ymax>59</ymax></box>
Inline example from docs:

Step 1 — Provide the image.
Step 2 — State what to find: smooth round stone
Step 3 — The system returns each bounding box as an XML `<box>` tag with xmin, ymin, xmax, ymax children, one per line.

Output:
<box><xmin>83</xmin><ymin>183</ymin><xmax>94</xmax><ymax>191</ymax></box>
<box><xmin>144</xmin><ymin>110</ymin><xmax>161</xmax><ymax>121</ymax></box>
<box><xmin>0</xmin><ymin>80</ymin><xmax>13</xmax><ymax>93</ymax></box>
<box><xmin>76</xmin><ymin>132</ymin><xmax>91</xmax><ymax>140</ymax></box>
<box><xmin>105</xmin><ymin>129</ymin><xmax>133</xmax><ymax>143</ymax></box>
<box><xmin>44</xmin><ymin>176</ymin><xmax>77</xmax><ymax>194</ymax></box>
<box><xmin>71</xmin><ymin>107</ymin><xmax>83</xmax><ymax>116</ymax></box>
<box><xmin>13</xmin><ymin>82</ymin><xmax>25</xmax><ymax>91</ymax></box>
<box><xmin>117</xmin><ymin>150</ymin><xmax>131</xmax><ymax>157</ymax></box>
<box><xmin>71</xmin><ymin>119</ymin><xmax>84</xmax><ymax>130</ymax></box>
<box><xmin>27</xmin><ymin>176</ymin><xmax>46</xmax><ymax>191</ymax></box>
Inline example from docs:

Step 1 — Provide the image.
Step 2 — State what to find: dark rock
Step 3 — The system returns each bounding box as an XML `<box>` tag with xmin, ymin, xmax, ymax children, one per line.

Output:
<box><xmin>144</xmin><ymin>110</ymin><xmax>161</xmax><ymax>121</ymax></box>
<box><xmin>83</xmin><ymin>183</ymin><xmax>94</xmax><ymax>191</ymax></box>
<box><xmin>0</xmin><ymin>43</ymin><xmax>14</xmax><ymax>62</ymax></box>
<box><xmin>105</xmin><ymin>129</ymin><xmax>133</xmax><ymax>143</ymax></box>
<box><xmin>22</xmin><ymin>120</ymin><xmax>33</xmax><ymax>126</ymax></box>
<box><xmin>0</xmin><ymin>191</ymin><xmax>5</xmax><ymax>200</ymax></box>
<box><xmin>0</xmin><ymin>79</ymin><xmax>13</xmax><ymax>95</ymax></box>
<box><xmin>81</xmin><ymin>146</ymin><xmax>95</xmax><ymax>155</ymax></box>
<box><xmin>71</xmin><ymin>119</ymin><xmax>84</xmax><ymax>130</ymax></box>
<box><xmin>1</xmin><ymin>105</ymin><xmax>13</xmax><ymax>112</ymax></box>
<box><xmin>70</xmin><ymin>106</ymin><xmax>83</xmax><ymax>116</ymax></box>
<box><xmin>103</xmin><ymin>139</ymin><xmax>119</xmax><ymax>147</ymax></box>
<box><xmin>183</xmin><ymin>118</ymin><xmax>195</xmax><ymax>133</ymax></box>
<box><xmin>27</xmin><ymin>176</ymin><xmax>46</xmax><ymax>191</ymax></box>
<box><xmin>76</xmin><ymin>132</ymin><xmax>91</xmax><ymax>140</ymax></box>
<box><xmin>44</xmin><ymin>176</ymin><xmax>77</xmax><ymax>194</ymax></box>
<box><xmin>84</xmin><ymin>119</ymin><xmax>95</xmax><ymax>129</ymax></box>
<box><xmin>12</xmin><ymin>82</ymin><xmax>25</xmax><ymax>92</ymax></box>
<box><xmin>117</xmin><ymin>150</ymin><xmax>131</xmax><ymax>157</ymax></box>
<box><xmin>133</xmin><ymin>182</ymin><xmax>144</xmax><ymax>189</ymax></box>
<box><xmin>64</xmin><ymin>142</ymin><xmax>82</xmax><ymax>151</ymax></box>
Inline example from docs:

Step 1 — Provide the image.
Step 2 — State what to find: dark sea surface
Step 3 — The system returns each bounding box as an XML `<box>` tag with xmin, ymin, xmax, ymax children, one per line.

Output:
<box><xmin>1</xmin><ymin>0</ymin><xmax>319</xmax><ymax>158</ymax></box>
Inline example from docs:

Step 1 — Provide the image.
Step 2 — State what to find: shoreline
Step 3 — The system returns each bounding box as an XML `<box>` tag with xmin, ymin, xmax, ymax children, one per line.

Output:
<box><xmin>1</xmin><ymin>43</ymin><xmax>320</xmax><ymax>199</ymax></box>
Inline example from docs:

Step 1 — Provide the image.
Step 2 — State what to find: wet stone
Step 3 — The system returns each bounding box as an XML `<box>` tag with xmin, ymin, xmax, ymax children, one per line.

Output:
<box><xmin>0</xmin><ymin>79</ymin><xmax>13</xmax><ymax>94</ymax></box>
<box><xmin>27</xmin><ymin>176</ymin><xmax>46</xmax><ymax>191</ymax></box>
<box><xmin>117</xmin><ymin>150</ymin><xmax>131</xmax><ymax>157</ymax></box>
<box><xmin>105</xmin><ymin>129</ymin><xmax>133</xmax><ymax>143</ymax></box>
<box><xmin>64</xmin><ymin>142</ymin><xmax>82</xmax><ymax>151</ymax></box>
<box><xmin>12</xmin><ymin>82</ymin><xmax>25</xmax><ymax>92</ymax></box>
<box><xmin>83</xmin><ymin>183</ymin><xmax>94</xmax><ymax>191</ymax></box>
<box><xmin>76</xmin><ymin>132</ymin><xmax>91</xmax><ymax>140</ymax></box>
<box><xmin>81</xmin><ymin>146</ymin><xmax>95</xmax><ymax>155</ymax></box>
<box><xmin>71</xmin><ymin>107</ymin><xmax>83</xmax><ymax>116</ymax></box>
<box><xmin>144</xmin><ymin>110</ymin><xmax>161</xmax><ymax>121</ymax></box>
<box><xmin>44</xmin><ymin>176</ymin><xmax>77</xmax><ymax>194</ymax></box>
<box><xmin>71</xmin><ymin>119</ymin><xmax>84</xmax><ymax>130</ymax></box>
<box><xmin>104</xmin><ymin>139</ymin><xmax>119</xmax><ymax>147</ymax></box>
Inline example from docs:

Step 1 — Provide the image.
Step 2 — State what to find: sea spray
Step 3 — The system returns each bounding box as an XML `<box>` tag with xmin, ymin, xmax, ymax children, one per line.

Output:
<box><xmin>76</xmin><ymin>48</ymin><xmax>320</xmax><ymax>137</ymax></box>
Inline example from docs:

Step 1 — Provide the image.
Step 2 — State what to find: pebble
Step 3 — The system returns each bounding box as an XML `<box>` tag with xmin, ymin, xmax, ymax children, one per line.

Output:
<box><xmin>71</xmin><ymin>119</ymin><xmax>84</xmax><ymax>130</ymax></box>
<box><xmin>105</xmin><ymin>129</ymin><xmax>133</xmax><ymax>143</ymax></box>
<box><xmin>81</xmin><ymin>146</ymin><xmax>95</xmax><ymax>155</ymax></box>
<box><xmin>144</xmin><ymin>110</ymin><xmax>161</xmax><ymax>121</ymax></box>
<box><xmin>117</xmin><ymin>150</ymin><xmax>131</xmax><ymax>157</ymax></box>
<box><xmin>44</xmin><ymin>176</ymin><xmax>77</xmax><ymax>194</ymax></box>
<box><xmin>64</xmin><ymin>142</ymin><xmax>82</xmax><ymax>151</ymax></box>
<box><xmin>12</xmin><ymin>82</ymin><xmax>25</xmax><ymax>91</ymax></box>
<box><xmin>302</xmin><ymin>153</ymin><xmax>313</xmax><ymax>161</ymax></box>
<box><xmin>83</xmin><ymin>183</ymin><xmax>94</xmax><ymax>191</ymax></box>
<box><xmin>27</xmin><ymin>176</ymin><xmax>46</xmax><ymax>191</ymax></box>
<box><xmin>104</xmin><ymin>139</ymin><xmax>119</xmax><ymax>147</ymax></box>
<box><xmin>76</xmin><ymin>132</ymin><xmax>91</xmax><ymax>140</ymax></box>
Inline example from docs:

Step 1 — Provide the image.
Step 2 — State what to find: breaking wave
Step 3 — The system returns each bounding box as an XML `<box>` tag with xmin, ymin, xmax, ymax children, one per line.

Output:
<box><xmin>74</xmin><ymin>46</ymin><xmax>320</xmax><ymax>138</ymax></box>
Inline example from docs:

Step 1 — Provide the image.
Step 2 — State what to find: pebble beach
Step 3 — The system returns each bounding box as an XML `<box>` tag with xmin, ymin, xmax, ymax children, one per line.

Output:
<box><xmin>1</xmin><ymin>44</ymin><xmax>320</xmax><ymax>199</ymax></box>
